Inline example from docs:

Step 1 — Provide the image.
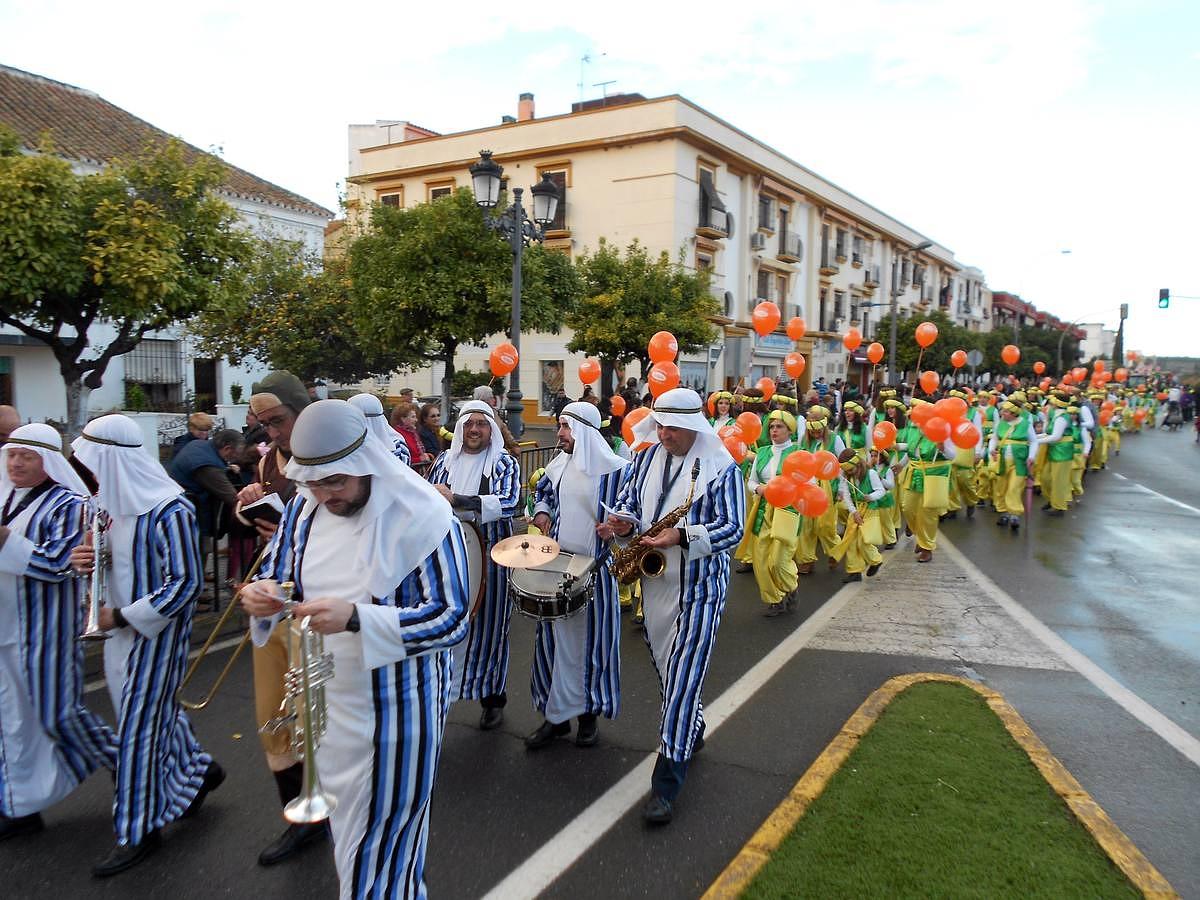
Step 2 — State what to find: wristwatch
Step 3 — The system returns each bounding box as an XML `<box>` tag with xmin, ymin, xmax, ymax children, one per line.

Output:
<box><xmin>677</xmin><ymin>527</ymin><xmax>690</xmax><ymax>549</ymax></box>
<box><xmin>345</xmin><ymin>607</ymin><xmax>361</xmax><ymax>634</ymax></box>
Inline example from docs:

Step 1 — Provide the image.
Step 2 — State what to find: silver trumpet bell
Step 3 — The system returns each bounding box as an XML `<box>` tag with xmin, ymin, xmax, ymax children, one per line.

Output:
<box><xmin>259</xmin><ymin>582</ymin><xmax>337</xmax><ymax>824</ymax></box>
<box><xmin>79</xmin><ymin>504</ymin><xmax>111</xmax><ymax>643</ymax></box>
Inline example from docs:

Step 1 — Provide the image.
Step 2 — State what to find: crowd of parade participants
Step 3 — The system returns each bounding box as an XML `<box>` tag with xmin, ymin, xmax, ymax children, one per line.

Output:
<box><xmin>0</xmin><ymin>353</ymin><xmax>1187</xmax><ymax>898</ymax></box>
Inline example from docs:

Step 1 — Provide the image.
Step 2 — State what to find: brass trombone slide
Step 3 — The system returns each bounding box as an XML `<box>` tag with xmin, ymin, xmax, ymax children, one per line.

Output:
<box><xmin>177</xmin><ymin>544</ymin><xmax>269</xmax><ymax>711</ymax></box>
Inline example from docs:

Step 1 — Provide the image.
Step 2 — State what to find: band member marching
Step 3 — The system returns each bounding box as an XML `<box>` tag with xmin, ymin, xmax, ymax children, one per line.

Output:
<box><xmin>427</xmin><ymin>400</ymin><xmax>521</xmax><ymax>729</ymax></box>
<box><xmin>349</xmin><ymin>392</ymin><xmax>410</xmax><ymax>464</ymax></box>
<box><xmin>241</xmin><ymin>400</ymin><xmax>470</xmax><ymax>900</ymax></box>
<box><xmin>527</xmin><ymin>401</ymin><xmax>628</xmax><ymax>748</ymax></box>
<box><xmin>600</xmin><ymin>388</ymin><xmax>744</xmax><ymax>825</ymax></box>
<box><xmin>69</xmin><ymin>414</ymin><xmax>223</xmax><ymax>876</ymax></box>
<box><xmin>0</xmin><ymin>424</ymin><xmax>116</xmax><ymax>841</ymax></box>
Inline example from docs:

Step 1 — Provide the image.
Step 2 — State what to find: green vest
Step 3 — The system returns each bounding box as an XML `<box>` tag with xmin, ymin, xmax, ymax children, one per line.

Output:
<box><xmin>994</xmin><ymin>418</ymin><xmax>1030</xmax><ymax>477</ymax></box>
<box><xmin>840</xmin><ymin>425</ymin><xmax>868</xmax><ymax>451</ymax></box>
<box><xmin>751</xmin><ymin>443</ymin><xmax>799</xmax><ymax>533</ymax></box>
<box><xmin>1047</xmin><ymin>410</ymin><xmax>1074</xmax><ymax>462</ymax></box>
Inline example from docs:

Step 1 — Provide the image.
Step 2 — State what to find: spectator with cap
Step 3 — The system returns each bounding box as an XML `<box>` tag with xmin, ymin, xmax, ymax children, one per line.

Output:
<box><xmin>170</xmin><ymin>411</ymin><xmax>214</xmax><ymax>459</ymax></box>
<box><xmin>472</xmin><ymin>385</ymin><xmax>521</xmax><ymax>455</ymax></box>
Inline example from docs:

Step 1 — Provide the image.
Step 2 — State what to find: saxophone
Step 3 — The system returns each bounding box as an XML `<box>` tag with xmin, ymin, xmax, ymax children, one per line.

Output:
<box><xmin>609</xmin><ymin>459</ymin><xmax>701</xmax><ymax>585</ymax></box>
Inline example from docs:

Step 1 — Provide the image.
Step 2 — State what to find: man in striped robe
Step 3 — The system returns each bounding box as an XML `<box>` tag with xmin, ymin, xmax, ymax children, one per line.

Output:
<box><xmin>427</xmin><ymin>400</ymin><xmax>521</xmax><ymax>730</ymax></box>
<box><xmin>69</xmin><ymin>414</ymin><xmax>223</xmax><ymax>876</ymax></box>
<box><xmin>600</xmin><ymin>388</ymin><xmax>745</xmax><ymax>825</ymax></box>
<box><xmin>0</xmin><ymin>424</ymin><xmax>117</xmax><ymax>841</ymax></box>
<box><xmin>527</xmin><ymin>402</ymin><xmax>628</xmax><ymax>749</ymax></box>
<box><xmin>241</xmin><ymin>400</ymin><xmax>470</xmax><ymax>900</ymax></box>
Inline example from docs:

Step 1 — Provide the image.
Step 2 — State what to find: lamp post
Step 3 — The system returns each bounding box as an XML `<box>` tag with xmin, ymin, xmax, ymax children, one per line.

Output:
<box><xmin>887</xmin><ymin>240</ymin><xmax>933</xmax><ymax>385</ymax></box>
<box><xmin>469</xmin><ymin>150</ymin><xmax>560</xmax><ymax>439</ymax></box>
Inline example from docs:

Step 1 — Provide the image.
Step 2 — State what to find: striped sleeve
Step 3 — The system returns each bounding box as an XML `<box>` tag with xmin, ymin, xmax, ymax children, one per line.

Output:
<box><xmin>144</xmin><ymin>499</ymin><xmax>203</xmax><ymax>619</ymax></box>
<box><xmin>23</xmin><ymin>490</ymin><xmax>85</xmax><ymax>582</ymax></box>
<box><xmin>611</xmin><ymin>447</ymin><xmax>652</xmax><ymax>521</ymax></box>
<box><xmin>532</xmin><ymin>469</ymin><xmax>556</xmax><ymax>519</ymax></box>
<box><xmin>394</xmin><ymin>437</ymin><xmax>412</xmax><ymax>466</ymax></box>
<box><xmin>478</xmin><ymin>453</ymin><xmax>520</xmax><ymax>524</ymax></box>
<box><xmin>697</xmin><ymin>462</ymin><xmax>745</xmax><ymax>554</ymax></box>
<box><xmin>357</xmin><ymin>525</ymin><xmax>470</xmax><ymax>669</ymax></box>
<box><xmin>427</xmin><ymin>453</ymin><xmax>448</xmax><ymax>486</ymax></box>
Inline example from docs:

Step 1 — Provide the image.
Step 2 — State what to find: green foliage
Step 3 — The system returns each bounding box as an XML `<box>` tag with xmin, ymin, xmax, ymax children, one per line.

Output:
<box><xmin>0</xmin><ymin>130</ymin><xmax>259</xmax><ymax>427</ymax></box>
<box><xmin>348</xmin><ymin>187</ymin><xmax>583</xmax><ymax>392</ymax></box>
<box><xmin>124</xmin><ymin>382</ymin><xmax>147</xmax><ymax>412</ymax></box>
<box><xmin>451</xmin><ymin>366</ymin><xmax>495</xmax><ymax>396</ymax></box>
<box><xmin>229</xmin><ymin>382</ymin><xmax>243</xmax><ymax>404</ymax></box>
<box><xmin>876</xmin><ymin>310</ymin><xmax>1080</xmax><ymax>381</ymax></box>
<box><xmin>565</xmin><ymin>239</ymin><xmax>719</xmax><ymax>375</ymax></box>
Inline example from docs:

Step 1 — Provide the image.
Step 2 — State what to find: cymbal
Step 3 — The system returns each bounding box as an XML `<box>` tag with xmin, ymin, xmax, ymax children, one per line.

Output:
<box><xmin>490</xmin><ymin>534</ymin><xmax>560</xmax><ymax>568</ymax></box>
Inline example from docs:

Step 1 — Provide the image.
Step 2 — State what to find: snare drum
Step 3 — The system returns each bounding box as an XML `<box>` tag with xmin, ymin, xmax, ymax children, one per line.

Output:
<box><xmin>509</xmin><ymin>551</ymin><xmax>596</xmax><ymax>621</ymax></box>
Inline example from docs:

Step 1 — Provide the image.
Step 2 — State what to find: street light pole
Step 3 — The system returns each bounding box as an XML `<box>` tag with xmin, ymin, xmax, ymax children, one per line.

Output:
<box><xmin>887</xmin><ymin>240</ymin><xmax>933</xmax><ymax>385</ymax></box>
<box><xmin>469</xmin><ymin>150</ymin><xmax>560</xmax><ymax>441</ymax></box>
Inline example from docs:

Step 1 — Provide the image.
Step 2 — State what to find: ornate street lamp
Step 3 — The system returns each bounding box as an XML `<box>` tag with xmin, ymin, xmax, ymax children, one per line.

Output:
<box><xmin>469</xmin><ymin>151</ymin><xmax>560</xmax><ymax>439</ymax></box>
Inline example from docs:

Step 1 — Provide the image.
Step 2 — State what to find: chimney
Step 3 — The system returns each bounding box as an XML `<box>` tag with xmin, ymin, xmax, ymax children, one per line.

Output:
<box><xmin>518</xmin><ymin>92</ymin><xmax>535</xmax><ymax>122</ymax></box>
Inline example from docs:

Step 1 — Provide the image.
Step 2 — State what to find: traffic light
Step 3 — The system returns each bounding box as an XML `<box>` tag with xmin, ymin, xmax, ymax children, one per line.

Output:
<box><xmin>1158</xmin><ymin>288</ymin><xmax>1170</xmax><ymax>309</ymax></box>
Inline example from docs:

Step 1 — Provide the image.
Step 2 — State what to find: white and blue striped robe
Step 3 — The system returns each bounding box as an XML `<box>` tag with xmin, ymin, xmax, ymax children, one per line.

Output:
<box><xmin>257</xmin><ymin>495</ymin><xmax>470</xmax><ymax>900</ymax></box>
<box><xmin>529</xmin><ymin>466</ymin><xmax>625</xmax><ymax>720</ymax></box>
<box><xmin>611</xmin><ymin>446</ymin><xmax>744</xmax><ymax>763</ymax></box>
<box><xmin>110</xmin><ymin>496</ymin><xmax>211</xmax><ymax>845</ymax></box>
<box><xmin>0</xmin><ymin>483</ymin><xmax>117</xmax><ymax>817</ymax></box>
<box><xmin>426</xmin><ymin>451</ymin><xmax>520</xmax><ymax>701</ymax></box>
<box><xmin>393</xmin><ymin>436</ymin><xmax>411</xmax><ymax>466</ymax></box>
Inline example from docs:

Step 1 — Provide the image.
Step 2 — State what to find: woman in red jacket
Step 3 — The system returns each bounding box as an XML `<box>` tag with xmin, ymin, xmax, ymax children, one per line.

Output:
<box><xmin>390</xmin><ymin>400</ymin><xmax>430</xmax><ymax>466</ymax></box>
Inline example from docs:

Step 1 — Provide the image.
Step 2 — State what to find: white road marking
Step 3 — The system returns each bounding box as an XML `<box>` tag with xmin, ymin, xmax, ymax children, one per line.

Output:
<box><xmin>482</xmin><ymin>580</ymin><xmax>867</xmax><ymax>900</ymax></box>
<box><xmin>83</xmin><ymin>634</ymin><xmax>245</xmax><ymax>694</ymax></box>
<box><xmin>939</xmin><ymin>535</ymin><xmax>1200</xmax><ymax>769</ymax></box>
<box><xmin>1111</xmin><ymin>472</ymin><xmax>1200</xmax><ymax>516</ymax></box>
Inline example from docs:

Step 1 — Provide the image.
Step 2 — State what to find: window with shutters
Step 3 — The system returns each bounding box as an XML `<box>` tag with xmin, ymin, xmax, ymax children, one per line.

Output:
<box><xmin>426</xmin><ymin>179</ymin><xmax>455</xmax><ymax>202</ymax></box>
<box><xmin>378</xmin><ymin>191</ymin><xmax>402</xmax><ymax>208</ymax></box>
<box><xmin>756</xmin><ymin>269</ymin><xmax>772</xmax><ymax>301</ymax></box>
<box><xmin>537</xmin><ymin>164</ymin><xmax>570</xmax><ymax>233</ymax></box>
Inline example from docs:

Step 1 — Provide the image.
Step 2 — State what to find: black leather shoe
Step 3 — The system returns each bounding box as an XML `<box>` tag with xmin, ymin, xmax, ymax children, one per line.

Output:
<box><xmin>575</xmin><ymin>715</ymin><xmax>599</xmax><ymax>747</ymax></box>
<box><xmin>642</xmin><ymin>795</ymin><xmax>672</xmax><ymax>825</ymax></box>
<box><xmin>479</xmin><ymin>707</ymin><xmax>504</xmax><ymax>731</ymax></box>
<box><xmin>996</xmin><ymin>515</ymin><xmax>1010</xmax><ymax>526</ymax></box>
<box><xmin>92</xmin><ymin>830</ymin><xmax>161</xmax><ymax>877</ymax></box>
<box><xmin>1046</xmin><ymin>509</ymin><xmax>1065</xmax><ymax>518</ymax></box>
<box><xmin>257</xmin><ymin>822</ymin><xmax>328</xmax><ymax>867</ymax></box>
<box><xmin>866</xmin><ymin>563</ymin><xmax>881</xmax><ymax>577</ymax></box>
<box><xmin>0</xmin><ymin>812</ymin><xmax>44</xmax><ymax>842</ymax></box>
<box><xmin>182</xmin><ymin>760</ymin><xmax>226</xmax><ymax>819</ymax></box>
<box><xmin>1010</xmin><ymin>519</ymin><xmax>1020</xmax><ymax>532</ymax></box>
<box><xmin>524</xmin><ymin>719</ymin><xmax>570</xmax><ymax>749</ymax></box>
<box><xmin>966</xmin><ymin>505</ymin><xmax>975</xmax><ymax>519</ymax></box>
<box><xmin>841</xmin><ymin>572</ymin><xmax>863</xmax><ymax>583</ymax></box>
<box><xmin>1041</xmin><ymin>502</ymin><xmax>1052</xmax><ymax>511</ymax></box>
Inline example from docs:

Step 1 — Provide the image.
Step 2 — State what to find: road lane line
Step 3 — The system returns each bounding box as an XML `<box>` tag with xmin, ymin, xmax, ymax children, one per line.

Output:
<box><xmin>84</xmin><ymin>634</ymin><xmax>245</xmax><ymax>694</ymax></box>
<box><xmin>939</xmin><ymin>535</ymin><xmax>1200</xmax><ymax>769</ymax></box>
<box><xmin>1111</xmin><ymin>472</ymin><xmax>1200</xmax><ymax>516</ymax></box>
<box><xmin>482</xmin><ymin>580</ymin><xmax>867</xmax><ymax>900</ymax></box>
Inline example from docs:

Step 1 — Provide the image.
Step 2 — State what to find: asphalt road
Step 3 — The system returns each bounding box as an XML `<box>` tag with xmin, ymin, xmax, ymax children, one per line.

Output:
<box><xmin>3</xmin><ymin>424</ymin><xmax>1197</xmax><ymax>898</ymax></box>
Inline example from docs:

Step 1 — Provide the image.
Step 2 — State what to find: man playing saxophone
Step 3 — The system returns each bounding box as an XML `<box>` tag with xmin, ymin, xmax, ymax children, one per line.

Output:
<box><xmin>241</xmin><ymin>400</ymin><xmax>470</xmax><ymax>900</ymax></box>
<box><xmin>598</xmin><ymin>388</ymin><xmax>744</xmax><ymax>825</ymax></box>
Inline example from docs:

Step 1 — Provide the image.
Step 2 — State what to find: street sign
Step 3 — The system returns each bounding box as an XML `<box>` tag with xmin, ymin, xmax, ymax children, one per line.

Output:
<box><xmin>966</xmin><ymin>349</ymin><xmax>984</xmax><ymax>367</ymax></box>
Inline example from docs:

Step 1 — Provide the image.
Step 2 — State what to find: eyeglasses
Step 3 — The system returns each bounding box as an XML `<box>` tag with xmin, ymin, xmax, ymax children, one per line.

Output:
<box><xmin>297</xmin><ymin>475</ymin><xmax>353</xmax><ymax>494</ymax></box>
<box><xmin>259</xmin><ymin>413</ymin><xmax>292</xmax><ymax>430</ymax></box>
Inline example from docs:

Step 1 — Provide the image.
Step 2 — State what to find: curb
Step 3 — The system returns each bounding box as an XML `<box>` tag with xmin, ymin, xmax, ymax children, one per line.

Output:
<box><xmin>701</xmin><ymin>672</ymin><xmax>1178</xmax><ymax>899</ymax></box>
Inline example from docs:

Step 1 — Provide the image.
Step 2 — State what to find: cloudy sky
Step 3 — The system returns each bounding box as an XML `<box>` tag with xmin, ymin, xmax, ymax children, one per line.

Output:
<box><xmin>2</xmin><ymin>0</ymin><xmax>1197</xmax><ymax>356</ymax></box>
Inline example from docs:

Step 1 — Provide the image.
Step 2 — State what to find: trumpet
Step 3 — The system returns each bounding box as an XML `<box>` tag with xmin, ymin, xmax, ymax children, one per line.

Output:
<box><xmin>260</xmin><ymin>582</ymin><xmax>337</xmax><ymax>824</ymax></box>
<box><xmin>79</xmin><ymin>503</ymin><xmax>111</xmax><ymax>643</ymax></box>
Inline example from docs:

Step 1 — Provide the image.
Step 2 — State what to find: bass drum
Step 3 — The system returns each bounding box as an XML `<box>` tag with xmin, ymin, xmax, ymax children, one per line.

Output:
<box><xmin>509</xmin><ymin>551</ymin><xmax>595</xmax><ymax>621</ymax></box>
<box><xmin>459</xmin><ymin>521</ymin><xmax>488</xmax><ymax>620</ymax></box>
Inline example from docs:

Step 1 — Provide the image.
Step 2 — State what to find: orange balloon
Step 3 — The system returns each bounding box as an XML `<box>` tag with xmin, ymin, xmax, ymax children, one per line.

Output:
<box><xmin>919</xmin><ymin>370</ymin><xmax>940</xmax><ymax>395</ymax></box>
<box><xmin>717</xmin><ymin>424</ymin><xmax>743</xmax><ymax>442</ymax></box>
<box><xmin>1093</xmin><ymin>359</ymin><xmax>1105</xmax><ymax>372</ymax></box>
<box><xmin>786</xmin><ymin>317</ymin><xmax>806</xmax><ymax>341</ymax></box>
<box><xmin>1099</xmin><ymin>371</ymin><xmax>1112</xmax><ymax>383</ymax></box>
<box><xmin>1033</xmin><ymin>361</ymin><xmax>1045</xmax><ymax>375</ymax></box>
<box><xmin>737</xmin><ymin>412</ymin><xmax>763</xmax><ymax>444</ymax></box>
<box><xmin>648</xmin><ymin>331</ymin><xmax>678</xmax><ymax>364</ymax></box>
<box><xmin>609</xmin><ymin>394</ymin><xmax>626</xmax><ymax>416</ymax></box>
<box><xmin>764</xmin><ymin>475</ymin><xmax>800</xmax><ymax>509</ymax></box>
<box><xmin>757</xmin><ymin>377</ymin><xmax>776</xmax><ymax>402</ymax></box>
<box><xmin>950</xmin><ymin>349</ymin><xmax>967</xmax><ymax>369</ymax></box>
<box><xmin>866</xmin><ymin>342</ymin><xmax>885</xmax><ymax>365</ymax></box>
<box><xmin>782</xmin><ymin>453</ymin><xmax>812</xmax><ymax>482</ymax></box>
<box><xmin>813</xmin><ymin>450</ymin><xmax>840</xmax><ymax>481</ymax></box>
<box><xmin>784</xmin><ymin>352</ymin><xmax>806</xmax><ymax>379</ymax></box>
<box><xmin>1099</xmin><ymin>410</ymin><xmax>1113</xmax><ymax>426</ymax></box>
<box><xmin>489</xmin><ymin>343</ymin><xmax>519</xmax><ymax>377</ymax></box>
<box><xmin>792</xmin><ymin>449</ymin><xmax>817</xmax><ymax>479</ymax></box>
<box><xmin>1101</xmin><ymin>401</ymin><xmax>1115</xmax><ymax>412</ymax></box>
<box><xmin>950</xmin><ymin>420</ymin><xmax>980</xmax><ymax>449</ymax></box>
<box><xmin>934</xmin><ymin>397</ymin><xmax>968</xmax><ymax>422</ymax></box>
<box><xmin>578</xmin><ymin>358</ymin><xmax>601</xmax><ymax>385</ymax></box>
<box><xmin>1072</xmin><ymin>367</ymin><xmax>1087</xmax><ymax>382</ymax></box>
<box><xmin>922</xmin><ymin>416</ymin><xmax>951</xmax><ymax>443</ymax></box>
<box><xmin>752</xmin><ymin>301</ymin><xmax>782</xmax><ymax>337</ymax></box>
<box><xmin>799</xmin><ymin>482</ymin><xmax>829</xmax><ymax>518</ymax></box>
<box><xmin>1039</xmin><ymin>377</ymin><xmax>1052</xmax><ymax>391</ymax></box>
<box><xmin>872</xmin><ymin>421</ymin><xmax>897</xmax><ymax>450</ymax></box>
<box><xmin>647</xmin><ymin>361</ymin><xmax>680</xmax><ymax>397</ymax></box>
<box><xmin>843</xmin><ymin>328</ymin><xmax>863</xmax><ymax>352</ymax></box>
<box><xmin>1001</xmin><ymin>344</ymin><xmax>1020</xmax><ymax>366</ymax></box>
<box><xmin>1114</xmin><ymin>368</ymin><xmax>1128</xmax><ymax>383</ymax></box>
<box><xmin>915</xmin><ymin>322</ymin><xmax>939</xmax><ymax>348</ymax></box>
<box><xmin>621</xmin><ymin>406</ymin><xmax>651</xmax><ymax>446</ymax></box>
<box><xmin>723</xmin><ymin>435</ymin><xmax>750</xmax><ymax>462</ymax></box>
<box><xmin>909</xmin><ymin>404</ymin><xmax>935</xmax><ymax>427</ymax></box>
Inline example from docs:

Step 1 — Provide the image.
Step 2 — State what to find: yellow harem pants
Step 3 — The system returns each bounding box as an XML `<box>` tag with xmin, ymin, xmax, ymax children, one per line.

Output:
<box><xmin>901</xmin><ymin>464</ymin><xmax>949</xmax><ymax>552</ymax></box>
<box><xmin>1045</xmin><ymin>458</ymin><xmax>1073</xmax><ymax>511</ymax></box>
<box><xmin>974</xmin><ymin>454</ymin><xmax>994</xmax><ymax>508</ymax></box>
<box><xmin>1108</xmin><ymin>426</ymin><xmax>1121</xmax><ymax>454</ymax></box>
<box><xmin>750</xmin><ymin>503</ymin><xmax>801</xmax><ymax>605</ymax></box>
<box><xmin>992</xmin><ymin>465</ymin><xmax>1027</xmax><ymax>518</ymax></box>
<box><xmin>830</xmin><ymin>509</ymin><xmax>883</xmax><ymax>574</ymax></box>
<box><xmin>1088</xmin><ymin>428</ymin><xmax>1106</xmax><ymax>470</ymax></box>
<box><xmin>948</xmin><ymin>448</ymin><xmax>978</xmax><ymax>511</ymax></box>
<box><xmin>1071</xmin><ymin>454</ymin><xmax>1086</xmax><ymax>498</ymax></box>
<box><xmin>795</xmin><ymin>480</ymin><xmax>839</xmax><ymax>565</ymax></box>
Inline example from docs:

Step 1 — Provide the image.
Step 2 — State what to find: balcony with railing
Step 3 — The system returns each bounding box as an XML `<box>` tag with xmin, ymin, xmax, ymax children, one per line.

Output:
<box><xmin>778</xmin><ymin>231</ymin><xmax>803</xmax><ymax>263</ymax></box>
<box><xmin>696</xmin><ymin>207</ymin><xmax>730</xmax><ymax>240</ymax></box>
<box><xmin>819</xmin><ymin>237</ymin><xmax>839</xmax><ymax>276</ymax></box>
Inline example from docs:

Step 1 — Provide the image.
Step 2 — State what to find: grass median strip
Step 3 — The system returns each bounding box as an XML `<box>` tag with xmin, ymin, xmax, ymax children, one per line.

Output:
<box><xmin>711</xmin><ymin>676</ymin><xmax>1174</xmax><ymax>899</ymax></box>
